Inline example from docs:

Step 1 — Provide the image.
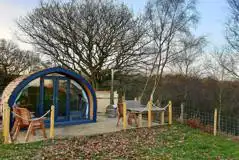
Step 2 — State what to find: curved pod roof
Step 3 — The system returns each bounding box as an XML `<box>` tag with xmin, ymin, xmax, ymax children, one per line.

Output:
<box><xmin>1</xmin><ymin>67</ymin><xmax>97</xmax><ymax>122</ymax></box>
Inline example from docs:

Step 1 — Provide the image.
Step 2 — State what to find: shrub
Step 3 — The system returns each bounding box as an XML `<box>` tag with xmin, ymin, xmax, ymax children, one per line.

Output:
<box><xmin>186</xmin><ymin>118</ymin><xmax>201</xmax><ymax>129</ymax></box>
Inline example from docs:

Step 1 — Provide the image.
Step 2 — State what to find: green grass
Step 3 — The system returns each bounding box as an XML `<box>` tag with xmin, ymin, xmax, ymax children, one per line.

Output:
<box><xmin>138</xmin><ymin>125</ymin><xmax>239</xmax><ymax>160</ymax></box>
<box><xmin>0</xmin><ymin>136</ymin><xmax>51</xmax><ymax>160</ymax></box>
<box><xmin>0</xmin><ymin>124</ymin><xmax>239</xmax><ymax>160</ymax></box>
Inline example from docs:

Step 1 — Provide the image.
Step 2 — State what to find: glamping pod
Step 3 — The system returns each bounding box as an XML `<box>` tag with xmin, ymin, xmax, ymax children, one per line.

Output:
<box><xmin>1</xmin><ymin>67</ymin><xmax>97</xmax><ymax>126</ymax></box>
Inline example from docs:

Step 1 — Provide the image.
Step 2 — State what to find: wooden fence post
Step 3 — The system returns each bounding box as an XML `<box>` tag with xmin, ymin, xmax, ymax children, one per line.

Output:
<box><xmin>213</xmin><ymin>108</ymin><xmax>218</xmax><ymax>136</ymax></box>
<box><xmin>180</xmin><ymin>103</ymin><xmax>184</xmax><ymax>123</ymax></box>
<box><xmin>168</xmin><ymin>101</ymin><xmax>172</xmax><ymax>125</ymax></box>
<box><xmin>3</xmin><ymin>103</ymin><xmax>10</xmax><ymax>144</ymax></box>
<box><xmin>3</xmin><ymin>107</ymin><xmax>7</xmax><ymax>143</ymax></box>
<box><xmin>123</xmin><ymin>100</ymin><xmax>127</xmax><ymax>131</ymax></box>
<box><xmin>148</xmin><ymin>100</ymin><xmax>152</xmax><ymax>128</ymax></box>
<box><xmin>2</xmin><ymin>104</ymin><xmax>5</xmax><ymax>138</ymax></box>
<box><xmin>138</xmin><ymin>113</ymin><xmax>142</xmax><ymax>127</ymax></box>
<box><xmin>160</xmin><ymin>111</ymin><xmax>164</xmax><ymax>125</ymax></box>
<box><xmin>50</xmin><ymin>105</ymin><xmax>55</xmax><ymax>139</ymax></box>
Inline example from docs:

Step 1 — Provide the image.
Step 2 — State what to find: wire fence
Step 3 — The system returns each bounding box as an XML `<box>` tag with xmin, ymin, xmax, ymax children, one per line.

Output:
<box><xmin>172</xmin><ymin>105</ymin><xmax>239</xmax><ymax>137</ymax></box>
<box><xmin>218</xmin><ymin>115</ymin><xmax>239</xmax><ymax>136</ymax></box>
<box><xmin>142</xmin><ymin>104</ymin><xmax>239</xmax><ymax>138</ymax></box>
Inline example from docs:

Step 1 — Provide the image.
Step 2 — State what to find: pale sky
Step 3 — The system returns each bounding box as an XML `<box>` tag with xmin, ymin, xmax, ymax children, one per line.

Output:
<box><xmin>0</xmin><ymin>0</ymin><xmax>229</xmax><ymax>51</ymax></box>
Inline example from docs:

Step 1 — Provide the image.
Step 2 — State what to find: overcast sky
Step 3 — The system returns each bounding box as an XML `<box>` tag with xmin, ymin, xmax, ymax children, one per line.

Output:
<box><xmin>0</xmin><ymin>0</ymin><xmax>229</xmax><ymax>51</ymax></box>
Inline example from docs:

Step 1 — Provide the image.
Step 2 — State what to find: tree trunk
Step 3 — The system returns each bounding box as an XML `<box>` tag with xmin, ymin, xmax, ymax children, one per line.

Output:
<box><xmin>218</xmin><ymin>85</ymin><xmax>222</xmax><ymax>132</ymax></box>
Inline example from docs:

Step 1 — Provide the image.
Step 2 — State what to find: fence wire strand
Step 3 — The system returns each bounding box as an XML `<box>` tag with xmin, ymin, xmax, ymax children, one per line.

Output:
<box><xmin>172</xmin><ymin>105</ymin><xmax>239</xmax><ymax>137</ymax></box>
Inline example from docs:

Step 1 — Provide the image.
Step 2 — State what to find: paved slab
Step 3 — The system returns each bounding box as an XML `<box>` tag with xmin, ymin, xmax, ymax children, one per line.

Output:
<box><xmin>12</xmin><ymin>114</ymin><xmax>161</xmax><ymax>143</ymax></box>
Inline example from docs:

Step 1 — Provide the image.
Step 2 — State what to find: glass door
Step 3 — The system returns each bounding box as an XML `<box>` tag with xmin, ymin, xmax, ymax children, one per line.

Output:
<box><xmin>41</xmin><ymin>78</ymin><xmax>54</xmax><ymax>121</ymax></box>
<box><xmin>40</xmin><ymin>76</ymin><xmax>70</xmax><ymax>122</ymax></box>
<box><xmin>56</xmin><ymin>79</ymin><xmax>69</xmax><ymax>121</ymax></box>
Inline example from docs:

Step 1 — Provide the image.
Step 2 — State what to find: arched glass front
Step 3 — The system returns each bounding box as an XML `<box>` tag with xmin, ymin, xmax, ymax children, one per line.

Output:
<box><xmin>14</xmin><ymin>78</ymin><xmax>40</xmax><ymax>115</ymax></box>
<box><xmin>69</xmin><ymin>80</ymin><xmax>89</xmax><ymax>120</ymax></box>
<box><xmin>14</xmin><ymin>73</ymin><xmax>90</xmax><ymax>123</ymax></box>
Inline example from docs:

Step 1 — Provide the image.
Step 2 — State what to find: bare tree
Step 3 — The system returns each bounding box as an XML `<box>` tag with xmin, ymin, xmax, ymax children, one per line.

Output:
<box><xmin>204</xmin><ymin>48</ymin><xmax>232</xmax><ymax>131</ymax></box>
<box><xmin>173</xmin><ymin>35</ymin><xmax>206</xmax><ymax>77</ymax></box>
<box><xmin>0</xmin><ymin>39</ymin><xmax>40</xmax><ymax>77</ymax></box>
<box><xmin>17</xmin><ymin>0</ymin><xmax>147</xmax><ymax>88</ymax></box>
<box><xmin>170</xmin><ymin>35</ymin><xmax>206</xmax><ymax>107</ymax></box>
<box><xmin>212</xmin><ymin>48</ymin><xmax>239</xmax><ymax>78</ymax></box>
<box><xmin>144</xmin><ymin>0</ymin><xmax>199</xmax><ymax>100</ymax></box>
<box><xmin>226</xmin><ymin>0</ymin><xmax>239</xmax><ymax>52</ymax></box>
<box><xmin>219</xmin><ymin>0</ymin><xmax>239</xmax><ymax>78</ymax></box>
<box><xmin>204</xmin><ymin>49</ymin><xmax>231</xmax><ymax>81</ymax></box>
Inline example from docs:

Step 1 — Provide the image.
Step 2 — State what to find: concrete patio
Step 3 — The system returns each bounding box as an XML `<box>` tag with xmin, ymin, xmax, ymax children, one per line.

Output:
<box><xmin>14</xmin><ymin>113</ymin><xmax>161</xmax><ymax>143</ymax></box>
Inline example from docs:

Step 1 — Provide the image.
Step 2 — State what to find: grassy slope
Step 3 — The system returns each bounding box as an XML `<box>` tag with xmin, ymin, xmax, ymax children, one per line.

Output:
<box><xmin>0</xmin><ymin>124</ymin><xmax>238</xmax><ymax>160</ymax></box>
<box><xmin>0</xmin><ymin>138</ymin><xmax>50</xmax><ymax>160</ymax></box>
<box><xmin>138</xmin><ymin>125</ymin><xmax>239</xmax><ymax>160</ymax></box>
